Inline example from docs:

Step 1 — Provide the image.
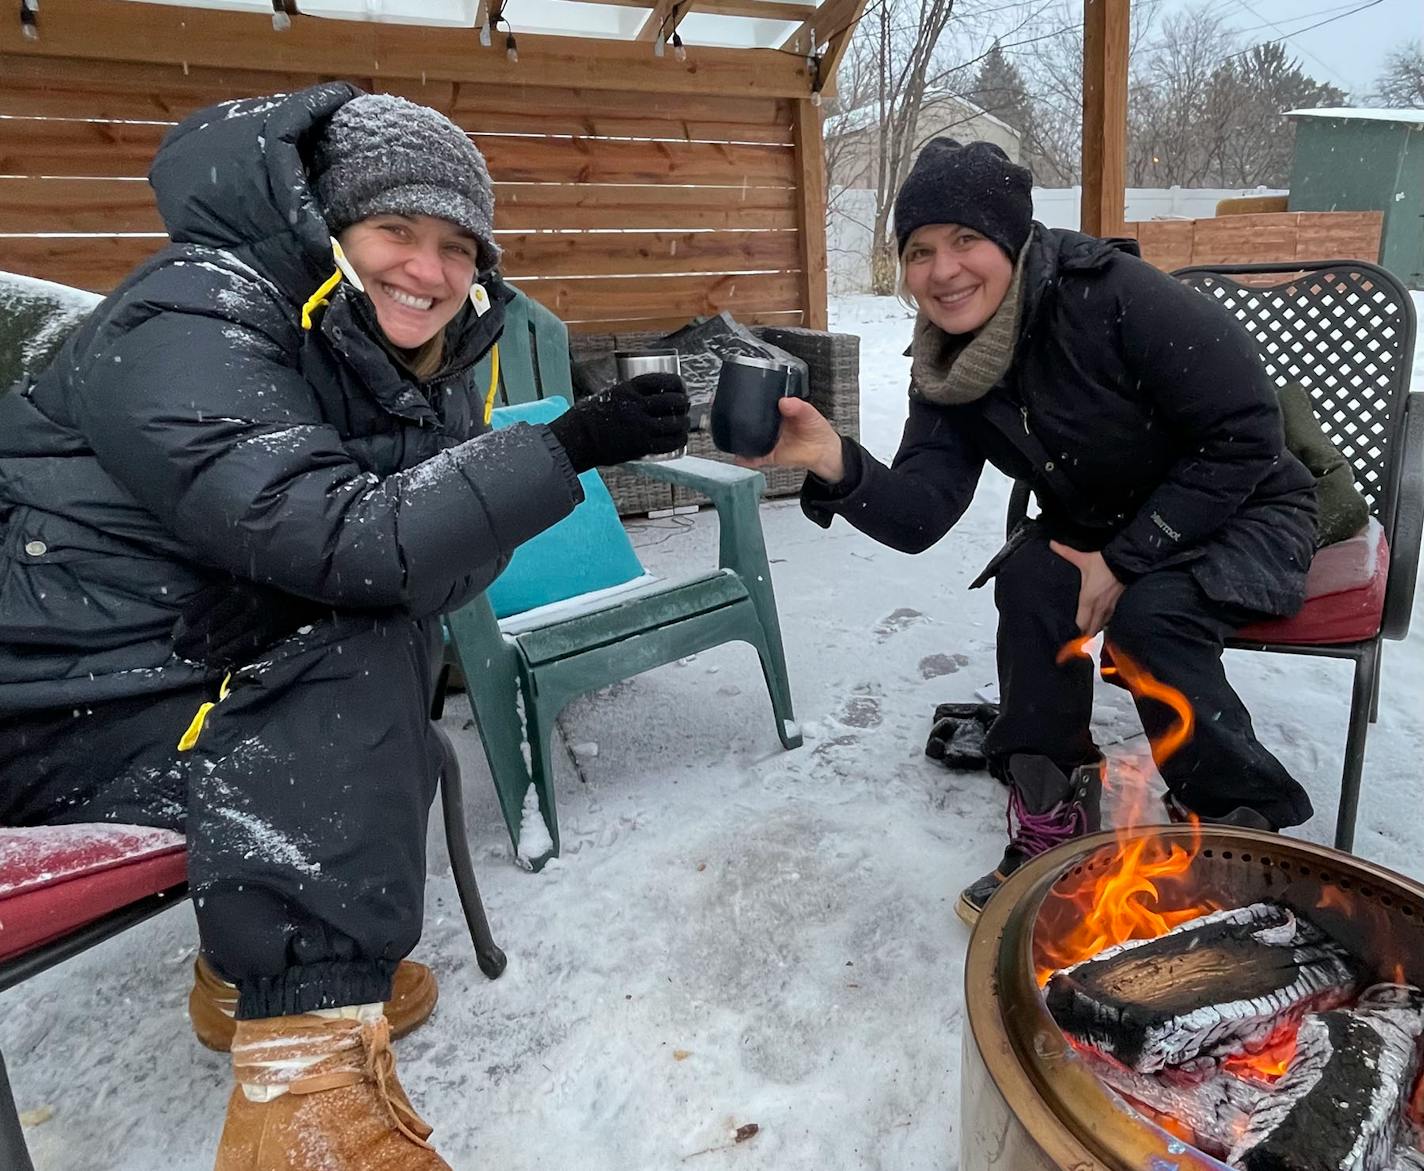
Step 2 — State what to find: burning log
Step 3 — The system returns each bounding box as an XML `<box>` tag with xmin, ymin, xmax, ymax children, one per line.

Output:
<box><xmin>1077</xmin><ymin>1048</ymin><xmax>1266</xmax><ymax>1156</ymax></box>
<box><xmin>1227</xmin><ymin>984</ymin><xmax>1424</xmax><ymax>1171</ymax></box>
<box><xmin>1045</xmin><ymin>902</ymin><xmax>1359</xmax><ymax>1073</ymax></box>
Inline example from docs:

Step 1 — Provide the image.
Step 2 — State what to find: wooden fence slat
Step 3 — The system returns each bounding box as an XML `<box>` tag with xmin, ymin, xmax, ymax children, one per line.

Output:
<box><xmin>452</xmin><ymin>85</ymin><xmax>793</xmax><ymax>128</ymax></box>
<box><xmin>500</xmin><ymin>229</ymin><xmax>799</xmax><ymax>278</ymax></box>
<box><xmin>0</xmin><ymin>235</ymin><xmax>165</xmax><ymax>292</ymax></box>
<box><xmin>0</xmin><ymin>178</ymin><xmax>162</xmax><ymax>234</ymax></box>
<box><xmin>495</xmin><ymin>182</ymin><xmax>797</xmax><ymax>230</ymax></box>
<box><xmin>516</xmin><ymin>271</ymin><xmax>801</xmax><ymax>322</ymax></box>
<box><xmin>0</xmin><ymin>54</ymin><xmax>363</xmax><ymax>111</ymax></box>
<box><xmin>1190</xmin><ymin>214</ymin><xmax>1302</xmax><ymax>266</ymax></box>
<box><xmin>1126</xmin><ymin>211</ymin><xmax>1383</xmax><ymax>271</ymax></box>
<box><xmin>461</xmin><ymin>112</ymin><xmax>794</xmax><ymax>145</ymax></box>
<box><xmin>1131</xmin><ymin>220</ymin><xmax>1195</xmax><ymax>271</ymax></box>
<box><xmin>1294</xmin><ymin>212</ymin><xmax>1382</xmax><ymax>263</ymax></box>
<box><xmin>475</xmin><ymin>136</ymin><xmax>796</xmax><ymax>186</ymax></box>
<box><xmin>0</xmin><ymin>118</ymin><xmax>168</xmax><ymax>178</ymax></box>
<box><xmin>566</xmin><ymin>310</ymin><xmax>804</xmax><ymax>334</ymax></box>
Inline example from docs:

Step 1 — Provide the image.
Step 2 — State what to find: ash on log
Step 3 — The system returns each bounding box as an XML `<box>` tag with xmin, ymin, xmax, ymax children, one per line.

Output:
<box><xmin>1045</xmin><ymin>903</ymin><xmax>1359</xmax><ymax>1073</ymax></box>
<box><xmin>1228</xmin><ymin>984</ymin><xmax>1424</xmax><ymax>1171</ymax></box>
<box><xmin>1079</xmin><ymin>1050</ymin><xmax>1265</xmax><ymax>1156</ymax></box>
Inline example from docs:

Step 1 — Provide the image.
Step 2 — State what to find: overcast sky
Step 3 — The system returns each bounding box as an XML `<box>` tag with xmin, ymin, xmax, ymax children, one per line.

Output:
<box><xmin>1157</xmin><ymin>0</ymin><xmax>1422</xmax><ymax>96</ymax></box>
<box><xmin>976</xmin><ymin>0</ymin><xmax>1422</xmax><ymax>101</ymax></box>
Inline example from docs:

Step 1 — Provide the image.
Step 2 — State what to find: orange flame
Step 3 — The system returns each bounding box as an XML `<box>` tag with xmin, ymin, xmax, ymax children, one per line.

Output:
<box><xmin>1036</xmin><ymin>638</ymin><xmax>1213</xmax><ymax>983</ymax></box>
<box><xmin>1105</xmin><ymin>644</ymin><xmax>1197</xmax><ymax>764</ymax></box>
<box><xmin>1055</xmin><ymin>634</ymin><xmax>1094</xmax><ymax>666</ymax></box>
<box><xmin>1038</xmin><ymin>820</ymin><xmax>1206</xmax><ymax>981</ymax></box>
<box><xmin>1316</xmin><ymin>885</ymin><xmax>1352</xmax><ymax>915</ymax></box>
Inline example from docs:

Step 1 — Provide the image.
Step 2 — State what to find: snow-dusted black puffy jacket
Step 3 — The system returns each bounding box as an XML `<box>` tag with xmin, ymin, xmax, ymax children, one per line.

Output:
<box><xmin>0</xmin><ymin>83</ymin><xmax>581</xmax><ymax>712</ymax></box>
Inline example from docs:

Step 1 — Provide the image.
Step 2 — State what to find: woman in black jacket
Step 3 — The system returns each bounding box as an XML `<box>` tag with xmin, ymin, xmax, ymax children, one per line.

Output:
<box><xmin>746</xmin><ymin>138</ymin><xmax>1316</xmax><ymax>926</ymax></box>
<box><xmin>0</xmin><ymin>85</ymin><xmax>687</xmax><ymax>1168</ymax></box>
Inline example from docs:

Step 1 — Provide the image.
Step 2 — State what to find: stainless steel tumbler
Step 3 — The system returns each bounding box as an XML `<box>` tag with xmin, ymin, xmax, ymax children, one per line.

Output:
<box><xmin>614</xmin><ymin>348</ymin><xmax>684</xmax><ymax>461</ymax></box>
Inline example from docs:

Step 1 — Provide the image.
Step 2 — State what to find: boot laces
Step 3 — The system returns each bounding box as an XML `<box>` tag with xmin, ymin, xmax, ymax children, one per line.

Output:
<box><xmin>283</xmin><ymin>1017</ymin><xmax>434</xmax><ymax>1149</ymax></box>
<box><xmin>1006</xmin><ymin>786</ymin><xmax>1085</xmax><ymax>858</ymax></box>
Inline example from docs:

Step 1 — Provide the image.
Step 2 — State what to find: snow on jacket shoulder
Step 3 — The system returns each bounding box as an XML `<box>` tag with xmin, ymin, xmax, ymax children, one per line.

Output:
<box><xmin>0</xmin><ymin>84</ymin><xmax>582</xmax><ymax>712</ymax></box>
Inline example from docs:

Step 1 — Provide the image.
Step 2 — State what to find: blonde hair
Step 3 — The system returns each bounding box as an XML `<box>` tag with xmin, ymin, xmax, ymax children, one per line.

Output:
<box><xmin>403</xmin><ymin>333</ymin><xmax>445</xmax><ymax>382</ymax></box>
<box><xmin>894</xmin><ymin>227</ymin><xmax>923</xmax><ymax>312</ymax></box>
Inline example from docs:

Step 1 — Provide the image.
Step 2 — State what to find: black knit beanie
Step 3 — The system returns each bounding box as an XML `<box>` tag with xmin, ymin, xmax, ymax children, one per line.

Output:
<box><xmin>312</xmin><ymin>93</ymin><xmax>500</xmax><ymax>274</ymax></box>
<box><xmin>893</xmin><ymin>138</ymin><xmax>1033</xmax><ymax>258</ymax></box>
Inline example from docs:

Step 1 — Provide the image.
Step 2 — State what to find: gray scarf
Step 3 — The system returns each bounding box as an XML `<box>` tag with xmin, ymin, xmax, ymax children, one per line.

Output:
<box><xmin>909</xmin><ymin>244</ymin><xmax>1029</xmax><ymax>405</ymax></box>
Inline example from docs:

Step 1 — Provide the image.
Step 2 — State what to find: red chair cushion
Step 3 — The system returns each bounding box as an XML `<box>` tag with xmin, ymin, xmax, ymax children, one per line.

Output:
<box><xmin>1236</xmin><ymin>518</ymin><xmax>1390</xmax><ymax>646</ymax></box>
<box><xmin>0</xmin><ymin>824</ymin><xmax>187</xmax><ymax>963</ymax></box>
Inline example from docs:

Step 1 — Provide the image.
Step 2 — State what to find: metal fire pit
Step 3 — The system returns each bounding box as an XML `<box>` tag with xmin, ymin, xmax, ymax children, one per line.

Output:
<box><xmin>962</xmin><ymin>827</ymin><xmax>1424</xmax><ymax>1171</ymax></box>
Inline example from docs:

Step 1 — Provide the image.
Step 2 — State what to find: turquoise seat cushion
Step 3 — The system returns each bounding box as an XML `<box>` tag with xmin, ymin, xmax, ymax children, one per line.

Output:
<box><xmin>484</xmin><ymin>396</ymin><xmax>646</xmax><ymax>619</ymax></box>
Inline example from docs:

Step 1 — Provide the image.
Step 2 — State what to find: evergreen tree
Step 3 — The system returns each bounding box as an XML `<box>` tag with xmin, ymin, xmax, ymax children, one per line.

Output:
<box><xmin>971</xmin><ymin>40</ymin><xmax>1036</xmax><ymax>141</ymax></box>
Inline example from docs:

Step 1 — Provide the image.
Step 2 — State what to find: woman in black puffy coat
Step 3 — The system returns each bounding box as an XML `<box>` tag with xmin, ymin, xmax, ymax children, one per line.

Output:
<box><xmin>0</xmin><ymin>83</ymin><xmax>686</xmax><ymax>1168</ymax></box>
<box><xmin>746</xmin><ymin>138</ymin><xmax>1316</xmax><ymax>926</ymax></box>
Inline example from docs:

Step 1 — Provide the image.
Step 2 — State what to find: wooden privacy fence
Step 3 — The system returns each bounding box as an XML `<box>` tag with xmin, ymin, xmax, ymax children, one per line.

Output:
<box><xmin>1127</xmin><ymin>211</ymin><xmax>1383</xmax><ymax>271</ymax></box>
<box><xmin>0</xmin><ymin>0</ymin><xmax>834</xmax><ymax>333</ymax></box>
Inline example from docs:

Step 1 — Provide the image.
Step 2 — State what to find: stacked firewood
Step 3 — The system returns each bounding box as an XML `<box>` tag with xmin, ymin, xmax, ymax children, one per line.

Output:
<box><xmin>1043</xmin><ymin>901</ymin><xmax>1424</xmax><ymax>1171</ymax></box>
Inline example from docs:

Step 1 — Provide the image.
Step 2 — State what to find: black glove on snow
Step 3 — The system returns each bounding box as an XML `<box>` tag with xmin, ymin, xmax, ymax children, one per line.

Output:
<box><xmin>173</xmin><ymin>578</ymin><xmax>332</xmax><ymax>670</ymax></box>
<box><xmin>547</xmin><ymin>372</ymin><xmax>690</xmax><ymax>473</ymax></box>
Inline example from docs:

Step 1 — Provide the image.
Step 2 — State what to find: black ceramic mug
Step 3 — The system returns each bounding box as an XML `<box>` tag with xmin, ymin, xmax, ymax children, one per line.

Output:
<box><xmin>709</xmin><ymin>355</ymin><xmax>808</xmax><ymax>458</ymax></box>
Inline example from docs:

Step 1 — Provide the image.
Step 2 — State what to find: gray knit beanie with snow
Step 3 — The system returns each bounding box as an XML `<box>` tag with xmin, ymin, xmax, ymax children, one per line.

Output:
<box><xmin>312</xmin><ymin>93</ymin><xmax>500</xmax><ymax>273</ymax></box>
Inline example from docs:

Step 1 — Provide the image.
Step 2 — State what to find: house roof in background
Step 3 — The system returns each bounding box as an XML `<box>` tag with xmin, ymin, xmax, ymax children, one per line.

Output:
<box><xmin>1286</xmin><ymin>106</ymin><xmax>1424</xmax><ymax>125</ymax></box>
<box><xmin>825</xmin><ymin>92</ymin><xmax>1017</xmax><ymax>139</ymax></box>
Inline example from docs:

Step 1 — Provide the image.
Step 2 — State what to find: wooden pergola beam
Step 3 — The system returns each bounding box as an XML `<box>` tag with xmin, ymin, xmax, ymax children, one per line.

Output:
<box><xmin>1080</xmin><ymin>0</ymin><xmax>1130</xmax><ymax>236</ymax></box>
<box><xmin>636</xmin><ymin>0</ymin><xmax>692</xmax><ymax>43</ymax></box>
<box><xmin>587</xmin><ymin>0</ymin><xmax>816</xmax><ymax>21</ymax></box>
<box><xmin>779</xmin><ymin>0</ymin><xmax>865</xmax><ymax>60</ymax></box>
<box><xmin>4</xmin><ymin>0</ymin><xmax>816</xmax><ymax>99</ymax></box>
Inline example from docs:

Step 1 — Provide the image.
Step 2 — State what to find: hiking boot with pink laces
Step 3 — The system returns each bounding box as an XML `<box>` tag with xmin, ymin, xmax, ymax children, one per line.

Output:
<box><xmin>956</xmin><ymin>753</ymin><xmax>1103</xmax><ymax>925</ymax></box>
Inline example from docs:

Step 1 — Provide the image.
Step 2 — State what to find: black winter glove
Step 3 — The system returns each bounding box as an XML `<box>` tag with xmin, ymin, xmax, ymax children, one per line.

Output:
<box><xmin>173</xmin><ymin>578</ymin><xmax>332</xmax><ymax>670</ymax></box>
<box><xmin>547</xmin><ymin>372</ymin><xmax>690</xmax><ymax>473</ymax></box>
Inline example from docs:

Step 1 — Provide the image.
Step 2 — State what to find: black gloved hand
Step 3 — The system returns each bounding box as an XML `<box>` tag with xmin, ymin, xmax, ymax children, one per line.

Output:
<box><xmin>547</xmin><ymin>372</ymin><xmax>690</xmax><ymax>473</ymax></box>
<box><xmin>173</xmin><ymin>578</ymin><xmax>332</xmax><ymax>671</ymax></box>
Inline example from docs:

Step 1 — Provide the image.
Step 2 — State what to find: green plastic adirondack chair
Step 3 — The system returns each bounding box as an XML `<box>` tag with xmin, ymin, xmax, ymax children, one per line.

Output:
<box><xmin>445</xmin><ymin>286</ymin><xmax>802</xmax><ymax>870</ymax></box>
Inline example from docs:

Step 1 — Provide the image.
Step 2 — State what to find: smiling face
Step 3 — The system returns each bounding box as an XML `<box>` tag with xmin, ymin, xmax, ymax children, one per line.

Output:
<box><xmin>336</xmin><ymin>214</ymin><xmax>481</xmax><ymax>350</ymax></box>
<box><xmin>901</xmin><ymin>224</ymin><xmax>1015</xmax><ymax>336</ymax></box>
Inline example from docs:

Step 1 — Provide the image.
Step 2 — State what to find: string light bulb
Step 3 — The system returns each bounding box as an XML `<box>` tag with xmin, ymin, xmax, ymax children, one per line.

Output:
<box><xmin>671</xmin><ymin>31</ymin><xmax>685</xmax><ymax>62</ymax></box>
<box><xmin>505</xmin><ymin>28</ymin><xmax>519</xmax><ymax>62</ymax></box>
<box><xmin>20</xmin><ymin>0</ymin><xmax>39</xmax><ymax>41</ymax></box>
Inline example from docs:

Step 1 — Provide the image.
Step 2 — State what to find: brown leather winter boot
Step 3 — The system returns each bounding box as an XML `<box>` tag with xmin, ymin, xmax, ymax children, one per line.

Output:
<box><xmin>189</xmin><ymin>958</ymin><xmax>438</xmax><ymax>1052</ymax></box>
<box><xmin>215</xmin><ymin>1011</ymin><xmax>451</xmax><ymax>1170</ymax></box>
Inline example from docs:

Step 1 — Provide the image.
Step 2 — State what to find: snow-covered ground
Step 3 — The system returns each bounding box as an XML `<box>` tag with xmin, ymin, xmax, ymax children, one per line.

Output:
<box><xmin>4</xmin><ymin>294</ymin><xmax>1423</xmax><ymax>1170</ymax></box>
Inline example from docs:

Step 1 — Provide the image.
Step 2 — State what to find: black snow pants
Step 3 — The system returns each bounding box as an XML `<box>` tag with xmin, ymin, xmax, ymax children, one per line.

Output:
<box><xmin>981</xmin><ymin>534</ymin><xmax>1315</xmax><ymax>828</ymax></box>
<box><xmin>0</xmin><ymin>614</ymin><xmax>444</xmax><ymax>1019</ymax></box>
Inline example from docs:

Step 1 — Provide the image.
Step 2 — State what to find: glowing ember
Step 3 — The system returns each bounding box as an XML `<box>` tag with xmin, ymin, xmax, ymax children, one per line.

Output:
<box><xmin>1222</xmin><ymin>1028</ymin><xmax>1299</xmax><ymax>1083</ymax></box>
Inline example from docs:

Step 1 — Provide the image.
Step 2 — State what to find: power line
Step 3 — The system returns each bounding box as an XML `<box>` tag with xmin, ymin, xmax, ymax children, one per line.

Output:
<box><xmin>1221</xmin><ymin>0</ymin><xmax>1387</xmax><ymax>64</ymax></box>
<box><xmin>1223</xmin><ymin>0</ymin><xmax>1353</xmax><ymax>86</ymax></box>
